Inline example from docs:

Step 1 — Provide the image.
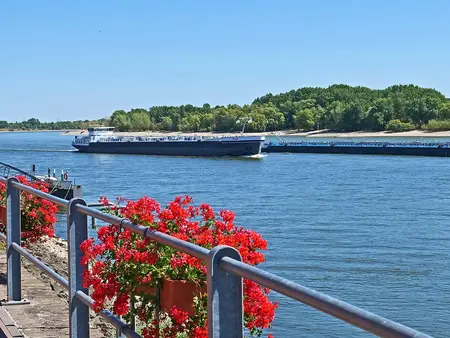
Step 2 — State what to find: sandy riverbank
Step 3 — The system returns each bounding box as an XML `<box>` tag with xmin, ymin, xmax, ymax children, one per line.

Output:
<box><xmin>60</xmin><ymin>129</ymin><xmax>450</xmax><ymax>138</ymax></box>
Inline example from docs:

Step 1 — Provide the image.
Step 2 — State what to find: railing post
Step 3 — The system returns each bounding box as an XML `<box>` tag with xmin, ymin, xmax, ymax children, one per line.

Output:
<box><xmin>116</xmin><ymin>304</ymin><xmax>136</xmax><ymax>338</ymax></box>
<box><xmin>116</xmin><ymin>319</ymin><xmax>125</xmax><ymax>338</ymax></box>
<box><xmin>6</xmin><ymin>177</ymin><xmax>21</xmax><ymax>301</ymax></box>
<box><xmin>207</xmin><ymin>245</ymin><xmax>243</xmax><ymax>338</ymax></box>
<box><xmin>67</xmin><ymin>198</ymin><xmax>90</xmax><ymax>338</ymax></box>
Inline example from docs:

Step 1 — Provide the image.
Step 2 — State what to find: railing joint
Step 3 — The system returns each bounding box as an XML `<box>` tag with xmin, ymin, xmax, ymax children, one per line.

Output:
<box><xmin>207</xmin><ymin>245</ymin><xmax>243</xmax><ymax>338</ymax></box>
<box><xmin>0</xmin><ymin>299</ymin><xmax>30</xmax><ymax>306</ymax></box>
<box><xmin>119</xmin><ymin>217</ymin><xmax>130</xmax><ymax>232</ymax></box>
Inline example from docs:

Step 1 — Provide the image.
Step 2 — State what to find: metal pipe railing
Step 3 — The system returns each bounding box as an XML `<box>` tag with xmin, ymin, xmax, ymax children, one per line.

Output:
<box><xmin>10</xmin><ymin>180</ymin><xmax>69</xmax><ymax>207</ymax></box>
<box><xmin>75</xmin><ymin>204</ymin><xmax>210</xmax><ymax>261</ymax></box>
<box><xmin>219</xmin><ymin>257</ymin><xmax>431</xmax><ymax>338</ymax></box>
<box><xmin>0</xmin><ymin>234</ymin><xmax>141</xmax><ymax>338</ymax></box>
<box><xmin>11</xmin><ymin>239</ymin><xmax>69</xmax><ymax>289</ymax></box>
<box><xmin>75</xmin><ymin>291</ymin><xmax>141</xmax><ymax>338</ymax></box>
<box><xmin>0</xmin><ymin>176</ymin><xmax>435</xmax><ymax>338</ymax></box>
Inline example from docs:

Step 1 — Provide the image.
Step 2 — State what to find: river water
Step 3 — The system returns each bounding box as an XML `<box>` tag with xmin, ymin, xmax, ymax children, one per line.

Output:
<box><xmin>1</xmin><ymin>131</ymin><xmax>449</xmax><ymax>337</ymax></box>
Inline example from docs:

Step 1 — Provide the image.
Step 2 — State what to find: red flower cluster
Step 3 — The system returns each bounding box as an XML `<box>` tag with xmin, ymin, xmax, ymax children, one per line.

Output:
<box><xmin>0</xmin><ymin>176</ymin><xmax>58</xmax><ymax>246</ymax></box>
<box><xmin>141</xmin><ymin>305</ymin><xmax>208</xmax><ymax>338</ymax></box>
<box><xmin>81</xmin><ymin>195</ymin><xmax>277</xmax><ymax>337</ymax></box>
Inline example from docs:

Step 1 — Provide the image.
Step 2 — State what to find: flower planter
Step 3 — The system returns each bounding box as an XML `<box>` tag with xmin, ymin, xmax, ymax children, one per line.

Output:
<box><xmin>0</xmin><ymin>205</ymin><xmax>6</xmax><ymax>225</ymax></box>
<box><xmin>137</xmin><ymin>278</ymin><xmax>207</xmax><ymax>316</ymax></box>
<box><xmin>82</xmin><ymin>195</ymin><xmax>277</xmax><ymax>336</ymax></box>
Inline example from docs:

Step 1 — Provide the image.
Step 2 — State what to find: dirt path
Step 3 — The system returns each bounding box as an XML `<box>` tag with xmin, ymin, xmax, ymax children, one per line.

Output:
<box><xmin>0</xmin><ymin>238</ymin><xmax>115</xmax><ymax>337</ymax></box>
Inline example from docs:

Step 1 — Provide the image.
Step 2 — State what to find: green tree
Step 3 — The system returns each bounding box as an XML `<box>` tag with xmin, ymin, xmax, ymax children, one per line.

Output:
<box><xmin>213</xmin><ymin>107</ymin><xmax>241</xmax><ymax>132</ymax></box>
<box><xmin>129</xmin><ymin>110</ymin><xmax>151</xmax><ymax>131</ymax></box>
<box><xmin>199</xmin><ymin>114</ymin><xmax>214</xmax><ymax>131</ymax></box>
<box><xmin>110</xmin><ymin>110</ymin><xmax>129</xmax><ymax>131</ymax></box>
<box><xmin>292</xmin><ymin>109</ymin><xmax>315</xmax><ymax>130</ymax></box>
<box><xmin>290</xmin><ymin>100</ymin><xmax>322</xmax><ymax>130</ymax></box>
<box><xmin>385</xmin><ymin>119</ymin><xmax>415</xmax><ymax>132</ymax></box>
<box><xmin>323</xmin><ymin>101</ymin><xmax>345</xmax><ymax>129</ymax></box>
<box><xmin>161</xmin><ymin>116</ymin><xmax>173</xmax><ymax>131</ymax></box>
<box><xmin>341</xmin><ymin>103</ymin><xmax>365</xmax><ymax>131</ymax></box>
<box><xmin>249</xmin><ymin>104</ymin><xmax>285</xmax><ymax>131</ymax></box>
<box><xmin>179</xmin><ymin>115</ymin><xmax>201</xmax><ymax>132</ymax></box>
<box><xmin>114</xmin><ymin>114</ymin><xmax>131</xmax><ymax>131</ymax></box>
<box><xmin>424</xmin><ymin>119</ymin><xmax>450</xmax><ymax>131</ymax></box>
<box><xmin>365</xmin><ymin>99</ymin><xmax>394</xmax><ymax>131</ymax></box>
<box><xmin>438</xmin><ymin>102</ymin><xmax>450</xmax><ymax>119</ymax></box>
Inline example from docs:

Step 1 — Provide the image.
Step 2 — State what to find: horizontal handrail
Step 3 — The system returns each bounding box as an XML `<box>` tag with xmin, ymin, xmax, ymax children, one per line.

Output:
<box><xmin>0</xmin><ymin>176</ymin><xmax>109</xmax><ymax>208</ymax></box>
<box><xmin>73</xmin><ymin>205</ymin><xmax>432</xmax><ymax>337</ymax></box>
<box><xmin>75</xmin><ymin>291</ymin><xmax>141</xmax><ymax>338</ymax></box>
<box><xmin>86</xmin><ymin>202</ymin><xmax>108</xmax><ymax>208</ymax></box>
<box><xmin>75</xmin><ymin>204</ymin><xmax>210</xmax><ymax>260</ymax></box>
<box><xmin>86</xmin><ymin>202</ymin><xmax>121</xmax><ymax>208</ymax></box>
<box><xmin>11</xmin><ymin>240</ymin><xmax>69</xmax><ymax>289</ymax></box>
<box><xmin>0</xmin><ymin>177</ymin><xmax>435</xmax><ymax>338</ymax></box>
<box><xmin>11</xmin><ymin>180</ymin><xmax>69</xmax><ymax>207</ymax></box>
<box><xmin>219</xmin><ymin>257</ymin><xmax>431</xmax><ymax>338</ymax></box>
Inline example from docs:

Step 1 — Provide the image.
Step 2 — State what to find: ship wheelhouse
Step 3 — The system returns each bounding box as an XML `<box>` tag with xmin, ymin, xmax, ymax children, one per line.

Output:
<box><xmin>73</xmin><ymin>126</ymin><xmax>115</xmax><ymax>145</ymax></box>
<box><xmin>87</xmin><ymin>127</ymin><xmax>115</xmax><ymax>137</ymax></box>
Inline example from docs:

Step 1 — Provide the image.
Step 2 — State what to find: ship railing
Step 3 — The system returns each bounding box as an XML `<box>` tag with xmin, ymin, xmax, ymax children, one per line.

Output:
<box><xmin>0</xmin><ymin>176</ymin><xmax>434</xmax><ymax>338</ymax></box>
<box><xmin>95</xmin><ymin>135</ymin><xmax>263</xmax><ymax>144</ymax></box>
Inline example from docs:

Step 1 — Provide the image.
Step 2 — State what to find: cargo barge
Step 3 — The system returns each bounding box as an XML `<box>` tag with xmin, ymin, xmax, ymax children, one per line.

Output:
<box><xmin>73</xmin><ymin>127</ymin><xmax>264</xmax><ymax>157</ymax></box>
<box><xmin>262</xmin><ymin>140</ymin><xmax>450</xmax><ymax>157</ymax></box>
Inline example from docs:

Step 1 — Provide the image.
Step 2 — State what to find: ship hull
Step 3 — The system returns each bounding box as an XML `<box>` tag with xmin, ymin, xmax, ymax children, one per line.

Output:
<box><xmin>73</xmin><ymin>139</ymin><xmax>263</xmax><ymax>157</ymax></box>
<box><xmin>263</xmin><ymin>145</ymin><xmax>450</xmax><ymax>157</ymax></box>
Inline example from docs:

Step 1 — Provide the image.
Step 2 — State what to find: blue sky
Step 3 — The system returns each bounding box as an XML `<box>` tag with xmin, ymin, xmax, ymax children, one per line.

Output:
<box><xmin>1</xmin><ymin>0</ymin><xmax>449</xmax><ymax>122</ymax></box>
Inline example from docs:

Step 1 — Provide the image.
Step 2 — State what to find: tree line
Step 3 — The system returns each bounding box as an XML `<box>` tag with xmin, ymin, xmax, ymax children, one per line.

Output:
<box><xmin>0</xmin><ymin>118</ymin><xmax>107</xmax><ymax>131</ymax></box>
<box><xmin>4</xmin><ymin>85</ymin><xmax>450</xmax><ymax>133</ymax></box>
<box><xmin>109</xmin><ymin>85</ymin><xmax>450</xmax><ymax>133</ymax></box>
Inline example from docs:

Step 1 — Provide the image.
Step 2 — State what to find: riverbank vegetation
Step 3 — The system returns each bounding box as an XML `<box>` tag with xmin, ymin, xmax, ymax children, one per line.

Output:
<box><xmin>108</xmin><ymin>85</ymin><xmax>450</xmax><ymax>133</ymax></box>
<box><xmin>3</xmin><ymin>85</ymin><xmax>450</xmax><ymax>133</ymax></box>
<box><xmin>0</xmin><ymin>118</ymin><xmax>107</xmax><ymax>131</ymax></box>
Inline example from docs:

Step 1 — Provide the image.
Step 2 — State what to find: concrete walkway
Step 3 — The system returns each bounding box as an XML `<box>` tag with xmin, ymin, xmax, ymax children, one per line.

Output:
<box><xmin>0</xmin><ymin>249</ymin><xmax>109</xmax><ymax>338</ymax></box>
<box><xmin>0</xmin><ymin>306</ymin><xmax>23</xmax><ymax>337</ymax></box>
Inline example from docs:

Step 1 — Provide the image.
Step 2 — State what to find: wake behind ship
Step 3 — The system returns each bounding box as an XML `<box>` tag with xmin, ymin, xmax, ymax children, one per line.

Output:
<box><xmin>72</xmin><ymin>127</ymin><xmax>265</xmax><ymax>157</ymax></box>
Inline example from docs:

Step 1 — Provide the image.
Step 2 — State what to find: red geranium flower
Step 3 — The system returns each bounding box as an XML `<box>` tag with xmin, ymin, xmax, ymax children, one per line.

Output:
<box><xmin>0</xmin><ymin>176</ymin><xmax>58</xmax><ymax>247</ymax></box>
<box><xmin>81</xmin><ymin>195</ymin><xmax>277</xmax><ymax>337</ymax></box>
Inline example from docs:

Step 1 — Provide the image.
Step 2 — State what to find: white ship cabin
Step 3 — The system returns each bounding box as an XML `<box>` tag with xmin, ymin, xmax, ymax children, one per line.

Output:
<box><xmin>87</xmin><ymin>127</ymin><xmax>115</xmax><ymax>137</ymax></box>
<box><xmin>73</xmin><ymin>127</ymin><xmax>115</xmax><ymax>145</ymax></box>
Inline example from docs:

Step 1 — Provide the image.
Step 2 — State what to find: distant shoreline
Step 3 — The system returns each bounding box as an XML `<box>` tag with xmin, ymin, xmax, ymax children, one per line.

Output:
<box><xmin>0</xmin><ymin>129</ymin><xmax>67</xmax><ymax>133</ymax></box>
<box><xmin>2</xmin><ymin>129</ymin><xmax>450</xmax><ymax>138</ymax></box>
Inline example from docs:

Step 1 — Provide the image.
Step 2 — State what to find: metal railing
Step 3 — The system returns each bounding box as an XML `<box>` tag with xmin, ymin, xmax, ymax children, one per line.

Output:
<box><xmin>0</xmin><ymin>176</ymin><xmax>434</xmax><ymax>338</ymax></box>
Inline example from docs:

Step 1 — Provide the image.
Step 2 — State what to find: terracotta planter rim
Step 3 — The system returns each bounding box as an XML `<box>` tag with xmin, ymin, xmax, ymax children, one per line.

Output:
<box><xmin>136</xmin><ymin>277</ymin><xmax>207</xmax><ymax>316</ymax></box>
